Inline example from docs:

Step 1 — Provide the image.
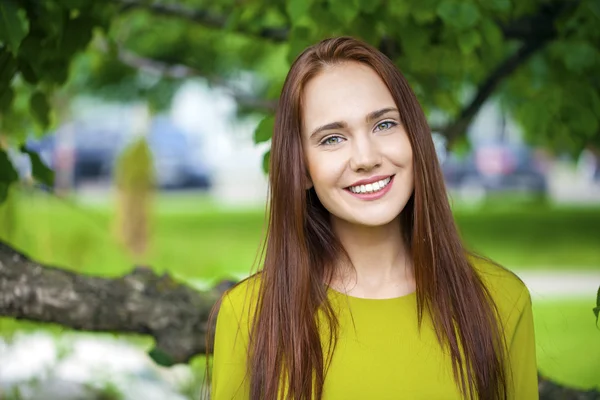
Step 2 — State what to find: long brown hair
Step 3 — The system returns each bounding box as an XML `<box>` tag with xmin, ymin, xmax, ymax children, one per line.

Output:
<box><xmin>214</xmin><ymin>36</ymin><xmax>508</xmax><ymax>400</ymax></box>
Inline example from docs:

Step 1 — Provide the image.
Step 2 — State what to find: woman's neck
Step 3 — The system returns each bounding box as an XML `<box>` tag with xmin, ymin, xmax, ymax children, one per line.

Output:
<box><xmin>329</xmin><ymin>216</ymin><xmax>415</xmax><ymax>299</ymax></box>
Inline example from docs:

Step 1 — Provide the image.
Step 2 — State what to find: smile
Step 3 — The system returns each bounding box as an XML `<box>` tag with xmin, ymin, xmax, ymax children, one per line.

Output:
<box><xmin>344</xmin><ymin>175</ymin><xmax>395</xmax><ymax>200</ymax></box>
<box><xmin>348</xmin><ymin>176</ymin><xmax>392</xmax><ymax>194</ymax></box>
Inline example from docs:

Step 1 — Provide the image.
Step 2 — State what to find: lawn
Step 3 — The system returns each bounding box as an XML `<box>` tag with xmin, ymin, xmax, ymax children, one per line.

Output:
<box><xmin>533</xmin><ymin>299</ymin><xmax>600</xmax><ymax>390</ymax></box>
<box><xmin>1</xmin><ymin>189</ymin><xmax>599</xmax><ymax>283</ymax></box>
<box><xmin>0</xmin><ymin>188</ymin><xmax>599</xmax><ymax>390</ymax></box>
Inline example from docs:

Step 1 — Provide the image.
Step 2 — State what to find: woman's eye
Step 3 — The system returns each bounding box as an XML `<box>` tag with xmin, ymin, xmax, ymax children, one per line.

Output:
<box><xmin>320</xmin><ymin>136</ymin><xmax>344</xmax><ymax>146</ymax></box>
<box><xmin>374</xmin><ymin>121</ymin><xmax>397</xmax><ymax>132</ymax></box>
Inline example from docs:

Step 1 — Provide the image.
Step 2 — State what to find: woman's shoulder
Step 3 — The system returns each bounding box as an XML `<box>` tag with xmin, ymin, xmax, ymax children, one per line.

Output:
<box><xmin>220</xmin><ymin>272</ymin><xmax>263</xmax><ymax>324</ymax></box>
<box><xmin>468</xmin><ymin>254</ymin><xmax>532</xmax><ymax>324</ymax></box>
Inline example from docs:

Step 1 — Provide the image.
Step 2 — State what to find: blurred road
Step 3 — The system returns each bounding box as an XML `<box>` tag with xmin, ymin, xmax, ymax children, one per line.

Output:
<box><xmin>516</xmin><ymin>270</ymin><xmax>600</xmax><ymax>300</ymax></box>
<box><xmin>186</xmin><ymin>270</ymin><xmax>600</xmax><ymax>300</ymax></box>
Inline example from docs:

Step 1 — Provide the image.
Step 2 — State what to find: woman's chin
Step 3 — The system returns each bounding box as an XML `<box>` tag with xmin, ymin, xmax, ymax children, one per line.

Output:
<box><xmin>334</xmin><ymin>212</ymin><xmax>401</xmax><ymax>229</ymax></box>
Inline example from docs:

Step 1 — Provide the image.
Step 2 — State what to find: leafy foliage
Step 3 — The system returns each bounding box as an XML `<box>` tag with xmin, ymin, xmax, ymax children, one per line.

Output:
<box><xmin>0</xmin><ymin>0</ymin><xmax>599</xmax><ymax>191</ymax></box>
<box><xmin>594</xmin><ymin>286</ymin><xmax>600</xmax><ymax>328</ymax></box>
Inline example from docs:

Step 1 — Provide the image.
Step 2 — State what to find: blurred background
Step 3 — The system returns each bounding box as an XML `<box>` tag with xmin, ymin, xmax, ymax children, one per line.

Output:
<box><xmin>0</xmin><ymin>0</ymin><xmax>599</xmax><ymax>399</ymax></box>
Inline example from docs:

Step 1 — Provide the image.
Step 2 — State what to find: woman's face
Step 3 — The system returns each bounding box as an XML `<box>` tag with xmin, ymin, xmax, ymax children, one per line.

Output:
<box><xmin>301</xmin><ymin>62</ymin><xmax>414</xmax><ymax>227</ymax></box>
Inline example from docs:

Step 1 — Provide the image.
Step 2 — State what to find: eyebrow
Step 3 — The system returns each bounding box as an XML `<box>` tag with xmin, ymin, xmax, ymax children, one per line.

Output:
<box><xmin>309</xmin><ymin>107</ymin><xmax>399</xmax><ymax>140</ymax></box>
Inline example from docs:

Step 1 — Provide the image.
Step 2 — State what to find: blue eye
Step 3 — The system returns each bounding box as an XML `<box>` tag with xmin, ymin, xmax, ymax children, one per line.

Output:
<box><xmin>320</xmin><ymin>135</ymin><xmax>344</xmax><ymax>146</ymax></box>
<box><xmin>374</xmin><ymin>121</ymin><xmax>397</xmax><ymax>132</ymax></box>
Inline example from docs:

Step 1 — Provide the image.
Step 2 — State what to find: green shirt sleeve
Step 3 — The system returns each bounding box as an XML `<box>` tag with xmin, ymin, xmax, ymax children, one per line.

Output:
<box><xmin>211</xmin><ymin>292</ymin><xmax>250</xmax><ymax>399</ymax></box>
<box><xmin>507</xmin><ymin>286</ymin><xmax>539</xmax><ymax>399</ymax></box>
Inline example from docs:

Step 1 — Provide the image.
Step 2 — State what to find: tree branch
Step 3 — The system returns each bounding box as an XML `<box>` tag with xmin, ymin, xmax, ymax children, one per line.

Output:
<box><xmin>118</xmin><ymin>0</ymin><xmax>227</xmax><ymax>30</ymax></box>
<box><xmin>438</xmin><ymin>39</ymin><xmax>549</xmax><ymax>142</ymax></box>
<box><xmin>0</xmin><ymin>239</ymin><xmax>235</xmax><ymax>364</ymax></box>
<box><xmin>110</xmin><ymin>0</ymin><xmax>579</xmax><ymax>134</ymax></box>
<box><xmin>438</xmin><ymin>1</ymin><xmax>579</xmax><ymax>142</ymax></box>
<box><xmin>113</xmin><ymin>45</ymin><xmax>277</xmax><ymax>112</ymax></box>
<box><xmin>497</xmin><ymin>1</ymin><xmax>569</xmax><ymax>42</ymax></box>
<box><xmin>114</xmin><ymin>0</ymin><xmax>288</xmax><ymax>42</ymax></box>
<box><xmin>113</xmin><ymin>0</ymin><xmax>573</xmax><ymax>47</ymax></box>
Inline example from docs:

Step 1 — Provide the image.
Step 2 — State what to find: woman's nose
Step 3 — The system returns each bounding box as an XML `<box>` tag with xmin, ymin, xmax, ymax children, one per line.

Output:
<box><xmin>349</xmin><ymin>137</ymin><xmax>382</xmax><ymax>172</ymax></box>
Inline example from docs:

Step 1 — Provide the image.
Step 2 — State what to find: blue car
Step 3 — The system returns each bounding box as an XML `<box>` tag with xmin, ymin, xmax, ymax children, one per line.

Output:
<box><xmin>117</xmin><ymin>116</ymin><xmax>212</xmax><ymax>190</ymax></box>
<box><xmin>443</xmin><ymin>143</ymin><xmax>548</xmax><ymax>199</ymax></box>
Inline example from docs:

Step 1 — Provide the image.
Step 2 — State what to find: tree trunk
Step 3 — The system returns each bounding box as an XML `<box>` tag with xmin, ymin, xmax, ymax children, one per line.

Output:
<box><xmin>0</xmin><ymin>239</ymin><xmax>234</xmax><ymax>365</ymax></box>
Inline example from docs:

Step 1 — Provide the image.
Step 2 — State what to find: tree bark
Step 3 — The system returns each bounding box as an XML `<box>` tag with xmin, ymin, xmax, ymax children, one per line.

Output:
<box><xmin>0</xmin><ymin>239</ymin><xmax>235</xmax><ymax>365</ymax></box>
<box><xmin>539</xmin><ymin>374</ymin><xmax>600</xmax><ymax>400</ymax></box>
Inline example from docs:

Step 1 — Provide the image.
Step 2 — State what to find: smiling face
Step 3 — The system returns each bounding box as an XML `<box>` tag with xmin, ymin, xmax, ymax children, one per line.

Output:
<box><xmin>301</xmin><ymin>61</ymin><xmax>414</xmax><ymax>228</ymax></box>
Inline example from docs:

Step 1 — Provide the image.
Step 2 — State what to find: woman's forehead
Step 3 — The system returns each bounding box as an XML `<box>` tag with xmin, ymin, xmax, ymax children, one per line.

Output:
<box><xmin>301</xmin><ymin>63</ymin><xmax>396</xmax><ymax>133</ymax></box>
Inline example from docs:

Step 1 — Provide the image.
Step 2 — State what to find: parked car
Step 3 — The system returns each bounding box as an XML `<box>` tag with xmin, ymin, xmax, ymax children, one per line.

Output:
<box><xmin>116</xmin><ymin>116</ymin><xmax>212</xmax><ymax>190</ymax></box>
<box><xmin>71</xmin><ymin>127</ymin><xmax>123</xmax><ymax>186</ymax></box>
<box><xmin>16</xmin><ymin>116</ymin><xmax>212</xmax><ymax>191</ymax></box>
<box><xmin>443</xmin><ymin>143</ymin><xmax>548</xmax><ymax>200</ymax></box>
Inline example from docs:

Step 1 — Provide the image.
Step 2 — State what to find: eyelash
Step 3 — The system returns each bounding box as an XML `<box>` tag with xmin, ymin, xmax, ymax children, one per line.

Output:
<box><xmin>320</xmin><ymin>136</ymin><xmax>344</xmax><ymax>146</ymax></box>
<box><xmin>374</xmin><ymin>120</ymin><xmax>398</xmax><ymax>132</ymax></box>
<box><xmin>318</xmin><ymin>120</ymin><xmax>398</xmax><ymax>146</ymax></box>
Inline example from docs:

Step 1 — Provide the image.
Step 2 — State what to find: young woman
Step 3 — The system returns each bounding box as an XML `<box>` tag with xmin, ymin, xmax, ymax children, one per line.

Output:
<box><xmin>209</xmin><ymin>36</ymin><xmax>538</xmax><ymax>400</ymax></box>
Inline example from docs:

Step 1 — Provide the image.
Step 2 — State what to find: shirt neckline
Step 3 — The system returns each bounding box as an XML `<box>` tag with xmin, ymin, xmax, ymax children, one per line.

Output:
<box><xmin>326</xmin><ymin>285</ymin><xmax>417</xmax><ymax>301</ymax></box>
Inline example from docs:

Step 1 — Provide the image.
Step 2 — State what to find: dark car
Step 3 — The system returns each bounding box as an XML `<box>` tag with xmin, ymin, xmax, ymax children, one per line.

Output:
<box><xmin>20</xmin><ymin>127</ymin><xmax>120</xmax><ymax>188</ymax></box>
<box><xmin>117</xmin><ymin>116</ymin><xmax>212</xmax><ymax>190</ymax></box>
<box><xmin>71</xmin><ymin>127</ymin><xmax>123</xmax><ymax>186</ymax></box>
<box><xmin>19</xmin><ymin>116</ymin><xmax>212</xmax><ymax>191</ymax></box>
<box><xmin>443</xmin><ymin>143</ymin><xmax>548</xmax><ymax>200</ymax></box>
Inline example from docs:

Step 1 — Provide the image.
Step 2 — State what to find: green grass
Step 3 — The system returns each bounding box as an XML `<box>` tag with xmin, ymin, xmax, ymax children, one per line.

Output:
<box><xmin>534</xmin><ymin>299</ymin><xmax>600</xmax><ymax>390</ymax></box>
<box><xmin>2</xmin><ymin>189</ymin><xmax>599</xmax><ymax>282</ymax></box>
<box><xmin>456</xmin><ymin>204</ymin><xmax>600</xmax><ymax>269</ymax></box>
<box><xmin>0</xmin><ymin>188</ymin><xmax>599</xmax><ymax>390</ymax></box>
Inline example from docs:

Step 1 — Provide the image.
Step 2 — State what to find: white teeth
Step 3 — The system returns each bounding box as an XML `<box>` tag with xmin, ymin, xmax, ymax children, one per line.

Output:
<box><xmin>349</xmin><ymin>177</ymin><xmax>391</xmax><ymax>194</ymax></box>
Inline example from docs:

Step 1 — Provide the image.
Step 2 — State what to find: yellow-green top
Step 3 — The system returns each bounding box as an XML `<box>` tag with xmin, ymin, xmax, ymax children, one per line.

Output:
<box><xmin>211</xmin><ymin>261</ymin><xmax>538</xmax><ymax>399</ymax></box>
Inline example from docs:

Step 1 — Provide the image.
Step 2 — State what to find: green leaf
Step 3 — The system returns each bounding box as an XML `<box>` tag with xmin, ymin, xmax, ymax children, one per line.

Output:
<box><xmin>16</xmin><ymin>58</ymin><xmax>37</xmax><ymax>84</ymax></box>
<box><xmin>0</xmin><ymin>182</ymin><xmax>8</xmax><ymax>203</ymax></box>
<box><xmin>437</xmin><ymin>1</ymin><xmax>480</xmax><ymax>30</ymax></box>
<box><xmin>588</xmin><ymin>1</ymin><xmax>600</xmax><ymax>20</ymax></box>
<box><xmin>480</xmin><ymin>18</ymin><xmax>503</xmax><ymax>49</ymax></box>
<box><xmin>594</xmin><ymin>285</ymin><xmax>600</xmax><ymax>328</ymax></box>
<box><xmin>254</xmin><ymin>115</ymin><xmax>275</xmax><ymax>144</ymax></box>
<box><xmin>0</xmin><ymin>85</ymin><xmax>13</xmax><ymax>112</ymax></box>
<box><xmin>19</xmin><ymin>145</ymin><xmax>54</xmax><ymax>187</ymax></box>
<box><xmin>286</xmin><ymin>0</ymin><xmax>313</xmax><ymax>22</ymax></box>
<box><xmin>489</xmin><ymin>0</ymin><xmax>511</xmax><ymax>13</ymax></box>
<box><xmin>358</xmin><ymin>0</ymin><xmax>382</xmax><ymax>14</ymax></box>
<box><xmin>61</xmin><ymin>0</ymin><xmax>90</xmax><ymax>9</ymax></box>
<box><xmin>562</xmin><ymin>41</ymin><xmax>597</xmax><ymax>73</ymax></box>
<box><xmin>262</xmin><ymin>149</ymin><xmax>271</xmax><ymax>174</ymax></box>
<box><xmin>412</xmin><ymin>0</ymin><xmax>439</xmax><ymax>24</ymax></box>
<box><xmin>42</xmin><ymin>60</ymin><xmax>70</xmax><ymax>85</ymax></box>
<box><xmin>148</xmin><ymin>347</ymin><xmax>174</xmax><ymax>367</ymax></box>
<box><xmin>329</xmin><ymin>0</ymin><xmax>360</xmax><ymax>25</ymax></box>
<box><xmin>287</xmin><ymin>25</ymin><xmax>314</xmax><ymax>65</ymax></box>
<box><xmin>29</xmin><ymin>91</ymin><xmax>51</xmax><ymax>128</ymax></box>
<box><xmin>0</xmin><ymin>149</ymin><xmax>19</xmax><ymax>185</ymax></box>
<box><xmin>0</xmin><ymin>48</ymin><xmax>18</xmax><ymax>92</ymax></box>
<box><xmin>0</xmin><ymin>0</ymin><xmax>28</xmax><ymax>54</ymax></box>
<box><xmin>458</xmin><ymin>31</ymin><xmax>481</xmax><ymax>54</ymax></box>
<box><xmin>388</xmin><ymin>1</ymin><xmax>410</xmax><ymax>18</ymax></box>
<box><xmin>60</xmin><ymin>16</ymin><xmax>94</xmax><ymax>57</ymax></box>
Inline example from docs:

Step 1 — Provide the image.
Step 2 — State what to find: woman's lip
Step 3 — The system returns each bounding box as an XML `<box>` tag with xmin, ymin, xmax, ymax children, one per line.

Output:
<box><xmin>344</xmin><ymin>175</ymin><xmax>394</xmax><ymax>201</ymax></box>
<box><xmin>347</xmin><ymin>174</ymin><xmax>394</xmax><ymax>188</ymax></box>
